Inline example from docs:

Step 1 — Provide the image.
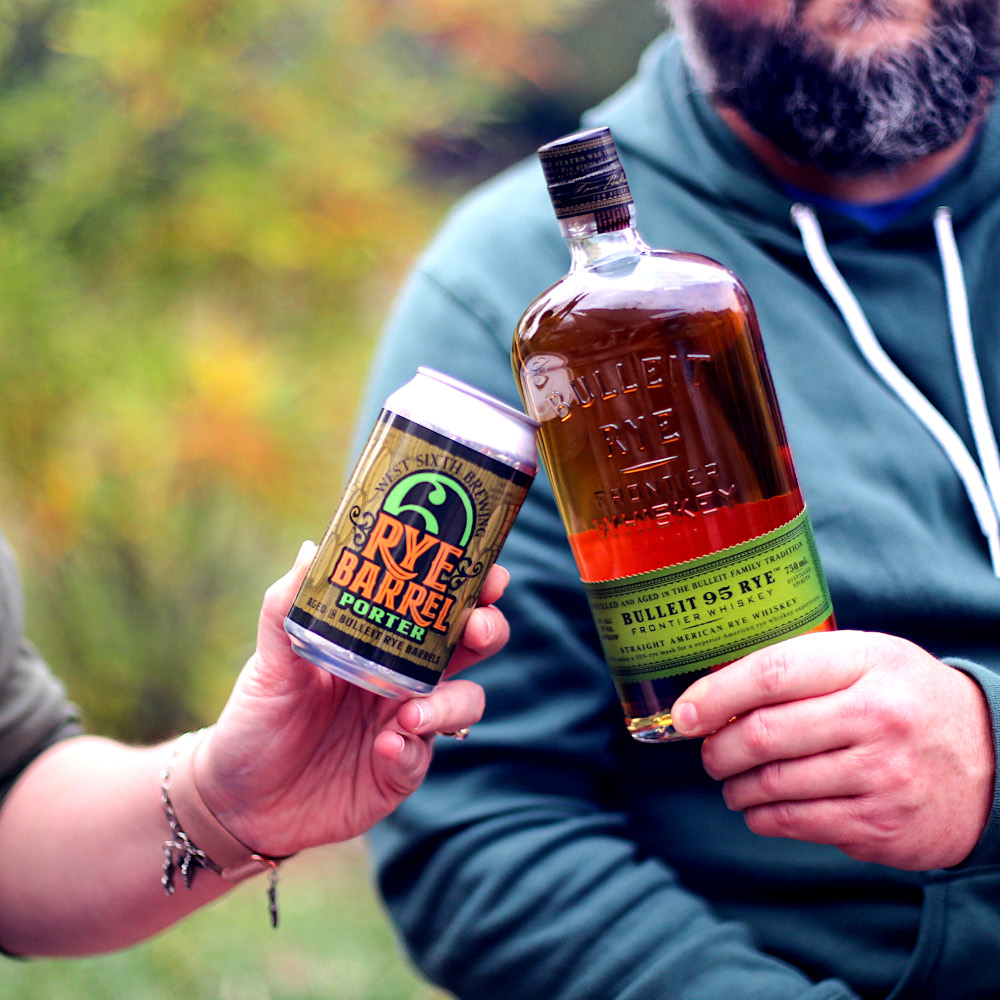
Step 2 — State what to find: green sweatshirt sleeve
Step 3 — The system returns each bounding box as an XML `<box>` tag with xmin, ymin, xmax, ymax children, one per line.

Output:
<box><xmin>946</xmin><ymin>658</ymin><xmax>1000</xmax><ymax>869</ymax></box>
<box><xmin>363</xmin><ymin>252</ymin><xmax>860</xmax><ymax>1000</ymax></box>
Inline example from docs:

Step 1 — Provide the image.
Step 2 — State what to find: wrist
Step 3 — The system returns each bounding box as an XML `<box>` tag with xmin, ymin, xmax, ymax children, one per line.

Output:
<box><xmin>167</xmin><ymin>730</ymin><xmax>290</xmax><ymax>882</ymax></box>
<box><xmin>186</xmin><ymin>726</ymin><xmax>257</xmax><ymax>854</ymax></box>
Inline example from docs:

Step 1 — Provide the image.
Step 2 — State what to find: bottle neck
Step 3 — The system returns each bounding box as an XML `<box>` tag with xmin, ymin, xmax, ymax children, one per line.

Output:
<box><xmin>558</xmin><ymin>210</ymin><xmax>646</xmax><ymax>269</ymax></box>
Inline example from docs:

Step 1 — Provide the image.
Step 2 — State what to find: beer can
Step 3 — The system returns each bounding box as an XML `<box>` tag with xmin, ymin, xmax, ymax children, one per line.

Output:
<box><xmin>285</xmin><ymin>367</ymin><xmax>538</xmax><ymax>699</ymax></box>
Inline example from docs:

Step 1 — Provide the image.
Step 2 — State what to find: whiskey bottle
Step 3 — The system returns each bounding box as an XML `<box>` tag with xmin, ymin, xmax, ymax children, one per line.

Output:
<box><xmin>512</xmin><ymin>127</ymin><xmax>834</xmax><ymax>742</ymax></box>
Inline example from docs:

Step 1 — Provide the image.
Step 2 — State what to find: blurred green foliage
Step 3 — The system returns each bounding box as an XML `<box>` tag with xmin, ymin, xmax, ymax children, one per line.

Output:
<box><xmin>0</xmin><ymin>0</ymin><xmax>665</xmax><ymax>742</ymax></box>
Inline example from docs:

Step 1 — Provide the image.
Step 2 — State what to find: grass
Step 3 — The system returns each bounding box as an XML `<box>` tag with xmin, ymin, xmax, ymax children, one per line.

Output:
<box><xmin>2</xmin><ymin>841</ymin><xmax>450</xmax><ymax>1000</ymax></box>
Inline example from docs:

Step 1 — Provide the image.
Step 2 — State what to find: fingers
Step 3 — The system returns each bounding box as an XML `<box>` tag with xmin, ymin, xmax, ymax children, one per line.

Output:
<box><xmin>372</xmin><ymin>677</ymin><xmax>486</xmax><ymax>800</ymax></box>
<box><xmin>242</xmin><ymin>539</ymin><xmax>331</xmax><ymax>698</ymax></box>
<box><xmin>445</xmin><ymin>602</ymin><xmax>511</xmax><ymax>678</ymax></box>
<box><xmin>371</xmin><ymin>679</ymin><xmax>485</xmax><ymax>795</ymax></box>
<box><xmin>477</xmin><ymin>563</ymin><xmax>510</xmax><ymax>608</ymax></box>
<box><xmin>461</xmin><ymin>605</ymin><xmax>509</xmax><ymax>657</ymax></box>
<box><xmin>736</xmin><ymin>788</ymin><xmax>937</xmax><ymax>869</ymax></box>
<box><xmin>671</xmin><ymin>631</ymin><xmax>868</xmax><ymax>738</ymax></box>
<box><xmin>371</xmin><ymin>729</ymin><xmax>435</xmax><ymax>798</ymax></box>
<box><xmin>266</xmin><ymin>540</ymin><xmax>317</xmax><ymax>611</ymax></box>
<box><xmin>451</xmin><ymin>563</ymin><xmax>510</xmax><ymax>671</ymax></box>
<box><xmin>739</xmin><ymin>796</ymin><xmax>882</xmax><ymax>857</ymax></box>
<box><xmin>395</xmin><ymin>678</ymin><xmax>486</xmax><ymax>739</ymax></box>
<box><xmin>700</xmin><ymin>685</ymin><xmax>856</xmax><ymax>780</ymax></box>
<box><xmin>258</xmin><ymin>541</ymin><xmax>317</xmax><ymax>642</ymax></box>
<box><xmin>720</xmin><ymin>743</ymin><xmax>868</xmax><ymax>812</ymax></box>
<box><xmin>349</xmin><ymin>564</ymin><xmax>506</xmax><ymax>756</ymax></box>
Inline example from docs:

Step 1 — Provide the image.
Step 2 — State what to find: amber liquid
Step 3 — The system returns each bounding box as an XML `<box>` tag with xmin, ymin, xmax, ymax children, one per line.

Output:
<box><xmin>513</xmin><ymin>247</ymin><xmax>834</xmax><ymax>739</ymax></box>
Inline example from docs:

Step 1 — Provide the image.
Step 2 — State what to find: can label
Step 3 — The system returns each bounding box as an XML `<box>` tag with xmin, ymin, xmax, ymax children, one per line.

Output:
<box><xmin>583</xmin><ymin>509</ymin><xmax>833</xmax><ymax>684</ymax></box>
<box><xmin>287</xmin><ymin>411</ymin><xmax>533</xmax><ymax>684</ymax></box>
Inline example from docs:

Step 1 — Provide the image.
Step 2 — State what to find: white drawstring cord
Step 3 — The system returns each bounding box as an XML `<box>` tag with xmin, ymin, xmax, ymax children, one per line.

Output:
<box><xmin>933</xmin><ymin>206</ymin><xmax>1000</xmax><ymax>517</ymax></box>
<box><xmin>791</xmin><ymin>202</ymin><xmax>1000</xmax><ymax>577</ymax></box>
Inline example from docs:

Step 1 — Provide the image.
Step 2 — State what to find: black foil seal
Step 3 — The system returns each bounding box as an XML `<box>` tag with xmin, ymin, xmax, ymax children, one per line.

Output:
<box><xmin>538</xmin><ymin>127</ymin><xmax>633</xmax><ymax>232</ymax></box>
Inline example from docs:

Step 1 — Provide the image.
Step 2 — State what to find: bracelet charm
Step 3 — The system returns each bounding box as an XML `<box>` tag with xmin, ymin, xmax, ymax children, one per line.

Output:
<box><xmin>160</xmin><ymin>730</ymin><xmax>285</xmax><ymax>927</ymax></box>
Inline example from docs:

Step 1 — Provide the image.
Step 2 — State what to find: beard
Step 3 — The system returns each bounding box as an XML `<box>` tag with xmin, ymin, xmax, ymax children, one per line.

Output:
<box><xmin>668</xmin><ymin>0</ymin><xmax>1000</xmax><ymax>174</ymax></box>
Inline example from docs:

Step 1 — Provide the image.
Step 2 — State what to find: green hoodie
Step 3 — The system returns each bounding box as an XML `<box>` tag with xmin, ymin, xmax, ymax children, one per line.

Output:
<box><xmin>364</xmin><ymin>34</ymin><xmax>1000</xmax><ymax>1000</ymax></box>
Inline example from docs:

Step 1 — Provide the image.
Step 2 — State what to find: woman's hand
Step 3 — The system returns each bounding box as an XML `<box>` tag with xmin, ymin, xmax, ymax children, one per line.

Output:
<box><xmin>193</xmin><ymin>542</ymin><xmax>508</xmax><ymax>857</ymax></box>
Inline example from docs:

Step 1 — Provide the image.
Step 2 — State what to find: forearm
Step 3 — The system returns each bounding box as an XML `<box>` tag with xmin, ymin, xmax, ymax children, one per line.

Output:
<box><xmin>0</xmin><ymin>735</ymin><xmax>234</xmax><ymax>956</ymax></box>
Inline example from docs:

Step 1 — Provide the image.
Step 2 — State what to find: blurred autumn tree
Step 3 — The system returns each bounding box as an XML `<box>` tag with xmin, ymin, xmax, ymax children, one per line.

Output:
<box><xmin>0</xmin><ymin>0</ymin><xmax>665</xmax><ymax>741</ymax></box>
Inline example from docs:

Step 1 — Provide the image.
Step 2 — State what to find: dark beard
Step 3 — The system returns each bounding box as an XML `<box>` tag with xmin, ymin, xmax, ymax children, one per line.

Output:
<box><xmin>676</xmin><ymin>0</ymin><xmax>1000</xmax><ymax>174</ymax></box>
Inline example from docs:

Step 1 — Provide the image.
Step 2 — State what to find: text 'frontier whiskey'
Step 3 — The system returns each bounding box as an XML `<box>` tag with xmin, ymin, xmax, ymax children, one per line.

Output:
<box><xmin>512</xmin><ymin>127</ymin><xmax>834</xmax><ymax>742</ymax></box>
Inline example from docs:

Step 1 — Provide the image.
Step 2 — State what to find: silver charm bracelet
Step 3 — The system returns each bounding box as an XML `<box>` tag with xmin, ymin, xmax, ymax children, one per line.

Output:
<box><xmin>161</xmin><ymin>731</ymin><xmax>286</xmax><ymax>928</ymax></box>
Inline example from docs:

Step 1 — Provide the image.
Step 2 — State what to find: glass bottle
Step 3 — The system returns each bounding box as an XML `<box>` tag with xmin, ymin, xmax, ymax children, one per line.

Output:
<box><xmin>512</xmin><ymin>127</ymin><xmax>834</xmax><ymax>742</ymax></box>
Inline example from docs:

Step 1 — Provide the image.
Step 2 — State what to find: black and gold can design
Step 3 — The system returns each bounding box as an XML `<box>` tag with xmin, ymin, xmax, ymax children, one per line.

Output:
<box><xmin>285</xmin><ymin>368</ymin><xmax>538</xmax><ymax>698</ymax></box>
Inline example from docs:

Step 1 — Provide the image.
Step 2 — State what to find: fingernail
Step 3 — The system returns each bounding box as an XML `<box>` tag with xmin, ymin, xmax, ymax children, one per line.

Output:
<box><xmin>672</xmin><ymin>701</ymin><xmax>699</xmax><ymax>733</ymax></box>
<box><xmin>479</xmin><ymin>609</ymin><xmax>495</xmax><ymax>645</ymax></box>
<box><xmin>387</xmin><ymin>732</ymin><xmax>407</xmax><ymax>760</ymax></box>
<box><xmin>412</xmin><ymin>701</ymin><xmax>431</xmax><ymax>730</ymax></box>
<box><xmin>498</xmin><ymin>565</ymin><xmax>511</xmax><ymax>588</ymax></box>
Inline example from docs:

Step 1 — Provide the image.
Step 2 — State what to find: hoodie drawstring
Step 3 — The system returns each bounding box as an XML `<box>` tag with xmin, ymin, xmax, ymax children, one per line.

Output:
<box><xmin>933</xmin><ymin>207</ymin><xmax>1000</xmax><ymax>517</ymax></box>
<box><xmin>791</xmin><ymin>202</ymin><xmax>1000</xmax><ymax>578</ymax></box>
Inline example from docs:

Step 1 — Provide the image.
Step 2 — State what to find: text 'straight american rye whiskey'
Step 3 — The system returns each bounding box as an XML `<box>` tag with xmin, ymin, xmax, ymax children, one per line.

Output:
<box><xmin>286</xmin><ymin>368</ymin><xmax>537</xmax><ymax>699</ymax></box>
<box><xmin>512</xmin><ymin>128</ymin><xmax>834</xmax><ymax>742</ymax></box>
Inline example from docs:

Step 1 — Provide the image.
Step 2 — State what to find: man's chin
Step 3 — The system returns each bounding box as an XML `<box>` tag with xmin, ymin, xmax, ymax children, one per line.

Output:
<box><xmin>675</xmin><ymin>0</ymin><xmax>998</xmax><ymax>179</ymax></box>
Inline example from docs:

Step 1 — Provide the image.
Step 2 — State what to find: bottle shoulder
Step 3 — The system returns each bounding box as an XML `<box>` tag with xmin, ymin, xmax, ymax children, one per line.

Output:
<box><xmin>514</xmin><ymin>247</ymin><xmax>750</xmax><ymax>345</ymax></box>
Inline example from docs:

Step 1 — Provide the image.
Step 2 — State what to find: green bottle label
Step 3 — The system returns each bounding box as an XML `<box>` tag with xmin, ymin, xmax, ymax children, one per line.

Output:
<box><xmin>583</xmin><ymin>509</ymin><xmax>833</xmax><ymax>684</ymax></box>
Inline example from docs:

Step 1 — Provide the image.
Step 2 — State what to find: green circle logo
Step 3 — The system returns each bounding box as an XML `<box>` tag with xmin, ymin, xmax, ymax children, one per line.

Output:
<box><xmin>383</xmin><ymin>472</ymin><xmax>475</xmax><ymax>546</ymax></box>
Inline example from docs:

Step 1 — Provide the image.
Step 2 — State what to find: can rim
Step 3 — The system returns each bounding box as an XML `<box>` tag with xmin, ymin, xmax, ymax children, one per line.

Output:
<box><xmin>416</xmin><ymin>367</ymin><xmax>540</xmax><ymax>429</ymax></box>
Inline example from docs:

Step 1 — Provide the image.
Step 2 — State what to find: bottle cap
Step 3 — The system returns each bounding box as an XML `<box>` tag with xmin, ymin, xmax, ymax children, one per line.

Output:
<box><xmin>537</xmin><ymin>127</ymin><xmax>633</xmax><ymax>230</ymax></box>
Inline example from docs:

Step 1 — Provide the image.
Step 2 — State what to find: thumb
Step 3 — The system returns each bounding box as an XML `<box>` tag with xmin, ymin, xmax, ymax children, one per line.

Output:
<box><xmin>258</xmin><ymin>540</ymin><xmax>319</xmax><ymax>654</ymax></box>
<box><xmin>372</xmin><ymin>729</ymin><xmax>433</xmax><ymax>798</ymax></box>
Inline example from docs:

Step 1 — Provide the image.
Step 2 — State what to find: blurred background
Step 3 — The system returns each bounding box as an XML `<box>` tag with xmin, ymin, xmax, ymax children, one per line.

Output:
<box><xmin>0</xmin><ymin>0</ymin><xmax>664</xmax><ymax>996</ymax></box>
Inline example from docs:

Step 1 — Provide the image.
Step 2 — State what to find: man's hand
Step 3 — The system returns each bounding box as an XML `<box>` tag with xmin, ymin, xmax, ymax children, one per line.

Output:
<box><xmin>671</xmin><ymin>631</ymin><xmax>995</xmax><ymax>870</ymax></box>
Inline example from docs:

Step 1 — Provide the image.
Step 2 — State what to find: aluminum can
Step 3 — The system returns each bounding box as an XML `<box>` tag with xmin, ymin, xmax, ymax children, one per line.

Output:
<box><xmin>285</xmin><ymin>368</ymin><xmax>538</xmax><ymax>698</ymax></box>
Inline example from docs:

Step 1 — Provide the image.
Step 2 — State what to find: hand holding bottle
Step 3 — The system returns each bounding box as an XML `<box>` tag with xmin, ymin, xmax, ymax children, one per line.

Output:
<box><xmin>671</xmin><ymin>629</ymin><xmax>994</xmax><ymax>870</ymax></box>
